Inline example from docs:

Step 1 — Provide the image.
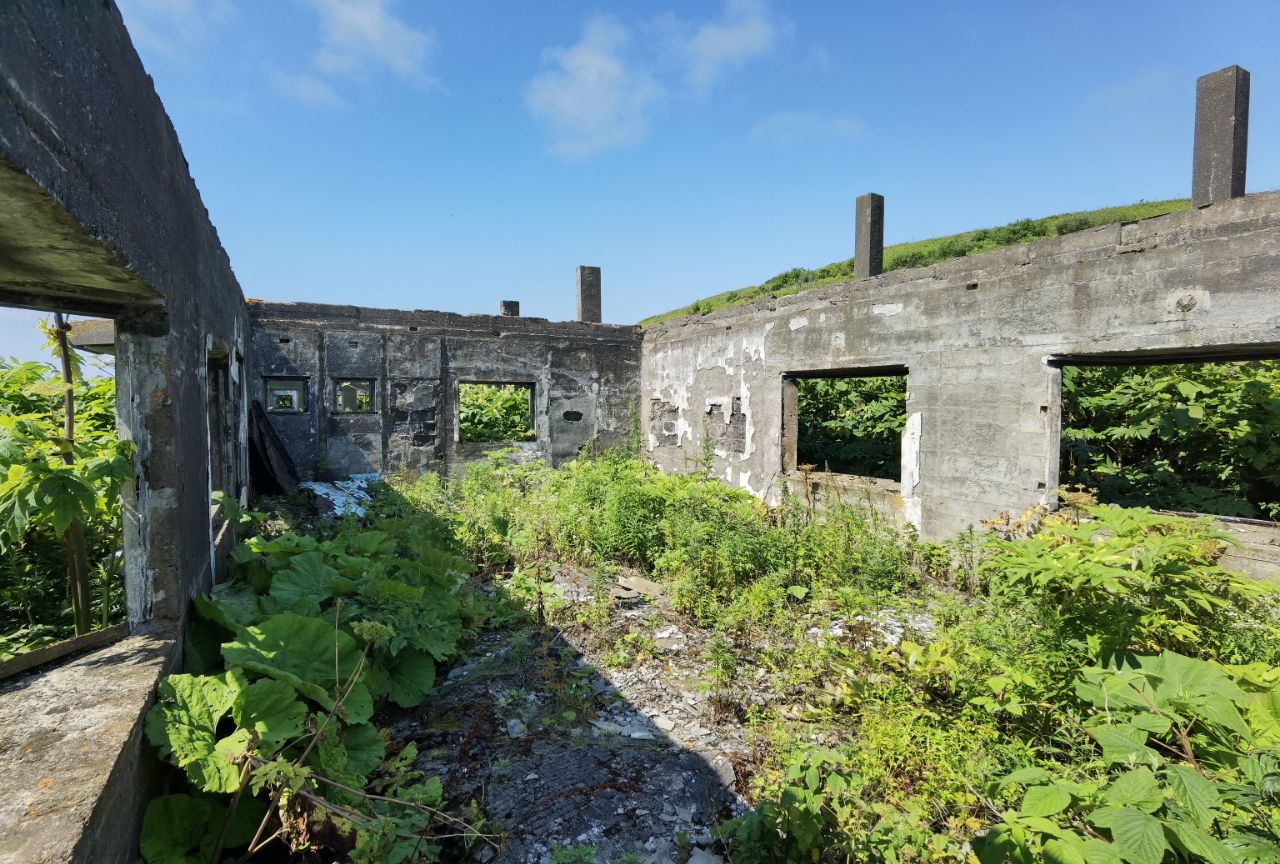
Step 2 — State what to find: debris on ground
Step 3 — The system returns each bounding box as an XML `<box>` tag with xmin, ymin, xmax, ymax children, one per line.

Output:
<box><xmin>386</xmin><ymin>565</ymin><xmax>752</xmax><ymax>863</ymax></box>
<box><xmin>299</xmin><ymin>472</ymin><xmax>380</xmax><ymax>517</ymax></box>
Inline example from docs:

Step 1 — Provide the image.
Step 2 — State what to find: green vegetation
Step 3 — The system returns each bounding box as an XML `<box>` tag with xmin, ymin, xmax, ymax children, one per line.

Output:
<box><xmin>141</xmin><ymin>491</ymin><xmax>494</xmax><ymax>862</ymax></box>
<box><xmin>796</xmin><ymin>375</ymin><xmax>907</xmax><ymax>478</ymax></box>
<box><xmin>458</xmin><ymin>383</ymin><xmax>534</xmax><ymax>443</ymax></box>
<box><xmin>1061</xmin><ymin>362</ymin><xmax>1280</xmax><ymax>519</ymax></box>
<box><xmin>794</xmin><ymin>360</ymin><xmax>1280</xmax><ymax>519</ymax></box>
<box><xmin>412</xmin><ymin>452</ymin><xmax>1280</xmax><ymax>863</ymax></box>
<box><xmin>0</xmin><ymin>357</ymin><xmax>130</xmax><ymax>659</ymax></box>
<box><xmin>641</xmin><ymin>200</ymin><xmax>1189</xmax><ymax>327</ymax></box>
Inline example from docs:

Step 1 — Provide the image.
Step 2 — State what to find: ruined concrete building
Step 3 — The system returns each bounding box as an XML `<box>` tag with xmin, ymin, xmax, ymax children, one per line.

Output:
<box><xmin>0</xmin><ymin>3</ymin><xmax>1276</xmax><ymax>862</ymax></box>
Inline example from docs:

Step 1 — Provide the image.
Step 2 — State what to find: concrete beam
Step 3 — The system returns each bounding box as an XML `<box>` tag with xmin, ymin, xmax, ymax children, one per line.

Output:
<box><xmin>577</xmin><ymin>265</ymin><xmax>601</xmax><ymax>323</ymax></box>
<box><xmin>855</xmin><ymin>193</ymin><xmax>884</xmax><ymax>279</ymax></box>
<box><xmin>1193</xmin><ymin>65</ymin><xmax>1249</xmax><ymax>208</ymax></box>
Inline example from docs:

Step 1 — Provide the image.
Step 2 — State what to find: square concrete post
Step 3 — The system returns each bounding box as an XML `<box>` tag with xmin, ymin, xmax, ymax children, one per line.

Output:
<box><xmin>499</xmin><ymin>300</ymin><xmax>520</xmax><ymax>316</ymax></box>
<box><xmin>576</xmin><ymin>265</ymin><xmax>601</xmax><ymax>323</ymax></box>
<box><xmin>1192</xmin><ymin>65</ymin><xmax>1249</xmax><ymax>208</ymax></box>
<box><xmin>855</xmin><ymin>193</ymin><xmax>884</xmax><ymax>279</ymax></box>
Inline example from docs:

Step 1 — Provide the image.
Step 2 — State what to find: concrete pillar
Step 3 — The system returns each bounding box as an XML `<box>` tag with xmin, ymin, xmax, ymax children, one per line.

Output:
<box><xmin>576</xmin><ymin>265</ymin><xmax>601</xmax><ymax>323</ymax></box>
<box><xmin>1192</xmin><ymin>65</ymin><xmax>1249</xmax><ymax>208</ymax></box>
<box><xmin>855</xmin><ymin>193</ymin><xmax>884</xmax><ymax>279</ymax></box>
<box><xmin>500</xmin><ymin>300</ymin><xmax>520</xmax><ymax>317</ymax></box>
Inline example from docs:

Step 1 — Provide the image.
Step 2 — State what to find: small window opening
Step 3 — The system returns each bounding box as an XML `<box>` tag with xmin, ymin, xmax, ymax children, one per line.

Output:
<box><xmin>265</xmin><ymin>377</ymin><xmax>307</xmax><ymax>413</ymax></box>
<box><xmin>333</xmin><ymin>379</ymin><xmax>375</xmax><ymax>414</ymax></box>
<box><xmin>278</xmin><ymin>337</ymin><xmax>291</xmax><ymax>344</ymax></box>
<box><xmin>1060</xmin><ymin>359</ymin><xmax>1280</xmax><ymax>519</ymax></box>
<box><xmin>783</xmin><ymin>369</ymin><xmax>907</xmax><ymax>481</ymax></box>
<box><xmin>458</xmin><ymin>382</ymin><xmax>535</xmax><ymax>443</ymax></box>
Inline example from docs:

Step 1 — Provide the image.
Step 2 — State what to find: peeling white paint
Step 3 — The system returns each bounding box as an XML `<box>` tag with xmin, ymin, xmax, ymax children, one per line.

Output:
<box><xmin>900</xmin><ymin>412</ymin><xmax>922</xmax><ymax>529</ymax></box>
<box><xmin>831</xmin><ymin>332</ymin><xmax>846</xmax><ymax>351</ymax></box>
<box><xmin>789</xmin><ymin>315</ymin><xmax>809</xmax><ymax>331</ymax></box>
<box><xmin>873</xmin><ymin>303</ymin><xmax>903</xmax><ymax>316</ymax></box>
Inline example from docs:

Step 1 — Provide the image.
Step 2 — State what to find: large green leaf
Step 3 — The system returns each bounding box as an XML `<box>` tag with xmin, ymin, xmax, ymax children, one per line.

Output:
<box><xmin>1165</xmin><ymin>822</ymin><xmax>1236</xmax><ymax>864</ymax></box>
<box><xmin>144</xmin><ymin>671</ymin><xmax>246</xmax><ymax>793</ymax></box>
<box><xmin>1165</xmin><ymin>764</ymin><xmax>1219</xmax><ymax>829</ymax></box>
<box><xmin>231</xmin><ymin>677</ymin><xmax>308</xmax><ymax>755</ymax></box>
<box><xmin>139</xmin><ymin>794</ymin><xmax>221</xmax><ymax>864</ymax></box>
<box><xmin>342</xmin><ymin>722</ymin><xmax>386</xmax><ymax>777</ymax></box>
<box><xmin>1103</xmin><ymin>768</ymin><xmax>1162</xmax><ymax>813</ymax></box>
<box><xmin>1022</xmin><ymin>784</ymin><xmax>1073</xmax><ymax>818</ymax></box>
<box><xmin>1089</xmin><ymin>807</ymin><xmax>1167</xmax><ymax>864</ymax></box>
<box><xmin>1088</xmin><ymin>725</ymin><xmax>1156</xmax><ymax>765</ymax></box>
<box><xmin>384</xmin><ymin>648</ymin><xmax>436</xmax><ymax>708</ymax></box>
<box><xmin>221</xmin><ymin>612</ymin><xmax>362</xmax><ymax>710</ymax></box>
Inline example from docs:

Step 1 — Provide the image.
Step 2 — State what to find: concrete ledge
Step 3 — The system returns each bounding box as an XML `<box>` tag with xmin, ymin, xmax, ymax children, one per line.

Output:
<box><xmin>0</xmin><ymin>621</ymin><xmax>180</xmax><ymax>864</ymax></box>
<box><xmin>783</xmin><ymin>471</ymin><xmax>906</xmax><ymax>525</ymax></box>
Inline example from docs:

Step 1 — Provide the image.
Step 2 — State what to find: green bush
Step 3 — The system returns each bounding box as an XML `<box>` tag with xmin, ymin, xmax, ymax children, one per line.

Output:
<box><xmin>458</xmin><ymin>383</ymin><xmax>534</xmax><ymax>443</ymax></box>
<box><xmin>982</xmin><ymin>505</ymin><xmax>1274</xmax><ymax>665</ymax></box>
<box><xmin>141</xmin><ymin>488</ymin><xmax>487</xmax><ymax>862</ymax></box>
<box><xmin>1061</xmin><ymin>361</ymin><xmax>1280</xmax><ymax>518</ymax></box>
<box><xmin>0</xmin><ymin>359</ymin><xmax>130</xmax><ymax>650</ymax></box>
<box><xmin>796</xmin><ymin>376</ymin><xmax>907</xmax><ymax>478</ymax></box>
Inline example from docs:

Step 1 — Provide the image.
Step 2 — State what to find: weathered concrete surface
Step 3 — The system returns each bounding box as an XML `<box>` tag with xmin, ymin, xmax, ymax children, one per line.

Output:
<box><xmin>1193</xmin><ymin>66</ymin><xmax>1249</xmax><ymax>209</ymax></box>
<box><xmin>0</xmin><ymin>4</ymin><xmax>250</xmax><ymax>861</ymax></box>
<box><xmin>643</xmin><ymin>191</ymin><xmax>1280</xmax><ymax>540</ymax></box>
<box><xmin>855</xmin><ymin>193</ymin><xmax>885</xmax><ymax>279</ymax></box>
<box><xmin>0</xmin><ymin>0</ymin><xmax>250</xmax><ymax>619</ymax></box>
<box><xmin>249</xmin><ymin>301</ymin><xmax>642</xmax><ymax>478</ymax></box>
<box><xmin>577</xmin><ymin>265</ymin><xmax>603</xmax><ymax>323</ymax></box>
<box><xmin>0</xmin><ymin>623</ymin><xmax>179</xmax><ymax>864</ymax></box>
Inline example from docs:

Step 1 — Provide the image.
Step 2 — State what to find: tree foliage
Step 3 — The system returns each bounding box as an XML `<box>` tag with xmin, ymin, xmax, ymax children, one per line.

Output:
<box><xmin>457</xmin><ymin>383</ymin><xmax>534</xmax><ymax>443</ymax></box>
<box><xmin>796</xmin><ymin>376</ymin><xmax>907</xmax><ymax>479</ymax></box>
<box><xmin>0</xmin><ymin>358</ymin><xmax>130</xmax><ymax>655</ymax></box>
<box><xmin>1061</xmin><ymin>361</ymin><xmax>1280</xmax><ymax>518</ymax></box>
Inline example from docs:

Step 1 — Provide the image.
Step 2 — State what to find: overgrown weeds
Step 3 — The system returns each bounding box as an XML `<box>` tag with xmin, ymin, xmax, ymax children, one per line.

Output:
<box><xmin>413</xmin><ymin>452</ymin><xmax>1280</xmax><ymax>863</ymax></box>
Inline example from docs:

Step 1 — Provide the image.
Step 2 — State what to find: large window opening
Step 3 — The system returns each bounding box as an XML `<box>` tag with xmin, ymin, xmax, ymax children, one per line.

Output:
<box><xmin>1060</xmin><ymin>359</ymin><xmax>1280</xmax><ymax>519</ymax></box>
<box><xmin>783</xmin><ymin>369</ymin><xmax>908</xmax><ymax>481</ymax></box>
<box><xmin>458</xmin><ymin>382</ymin><xmax>535</xmax><ymax>443</ymax></box>
<box><xmin>0</xmin><ymin>309</ymin><xmax>128</xmax><ymax>670</ymax></box>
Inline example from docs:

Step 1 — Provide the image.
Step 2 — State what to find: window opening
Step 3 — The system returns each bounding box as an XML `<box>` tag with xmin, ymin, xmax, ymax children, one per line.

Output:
<box><xmin>1059</xmin><ymin>359</ymin><xmax>1280</xmax><ymax>519</ymax></box>
<box><xmin>0</xmin><ymin>308</ymin><xmax>128</xmax><ymax>673</ymax></box>
<box><xmin>783</xmin><ymin>369</ymin><xmax>907</xmax><ymax>481</ymax></box>
<box><xmin>265</xmin><ymin>377</ymin><xmax>307</xmax><ymax>413</ymax></box>
<box><xmin>458</xmin><ymin>382</ymin><xmax>535</xmax><ymax>443</ymax></box>
<box><xmin>334</xmin><ymin>379</ymin><xmax>375</xmax><ymax>414</ymax></box>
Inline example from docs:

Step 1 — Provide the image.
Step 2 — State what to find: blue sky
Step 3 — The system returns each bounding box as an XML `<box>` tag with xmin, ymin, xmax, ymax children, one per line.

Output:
<box><xmin>4</xmin><ymin>0</ymin><xmax>1280</xmax><ymax>362</ymax></box>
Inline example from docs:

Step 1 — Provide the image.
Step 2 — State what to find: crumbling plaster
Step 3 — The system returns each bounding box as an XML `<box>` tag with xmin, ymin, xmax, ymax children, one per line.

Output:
<box><xmin>249</xmin><ymin>301</ymin><xmax>643</xmax><ymax>479</ymax></box>
<box><xmin>643</xmin><ymin>192</ymin><xmax>1280</xmax><ymax>540</ymax></box>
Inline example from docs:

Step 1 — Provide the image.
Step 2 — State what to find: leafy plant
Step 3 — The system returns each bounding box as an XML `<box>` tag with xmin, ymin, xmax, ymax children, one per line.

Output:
<box><xmin>458</xmin><ymin>383</ymin><xmax>534</xmax><ymax>443</ymax></box>
<box><xmin>1061</xmin><ymin>361</ymin><xmax>1280</xmax><ymax>518</ymax></box>
<box><xmin>982</xmin><ymin>506</ymin><xmax>1270</xmax><ymax>664</ymax></box>
<box><xmin>977</xmin><ymin>651</ymin><xmax>1280</xmax><ymax>863</ymax></box>
<box><xmin>796</xmin><ymin>375</ymin><xmax>907</xmax><ymax>479</ymax></box>
<box><xmin>0</xmin><ymin>355</ymin><xmax>131</xmax><ymax>643</ymax></box>
<box><xmin>141</xmin><ymin>489</ymin><xmax>491</xmax><ymax>862</ymax></box>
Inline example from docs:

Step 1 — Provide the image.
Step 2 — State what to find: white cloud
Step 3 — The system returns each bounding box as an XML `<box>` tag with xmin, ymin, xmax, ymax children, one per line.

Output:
<box><xmin>678</xmin><ymin>0</ymin><xmax>777</xmax><ymax>97</ymax></box>
<box><xmin>269</xmin><ymin>70</ymin><xmax>348</xmax><ymax>109</ymax></box>
<box><xmin>303</xmin><ymin>0</ymin><xmax>436</xmax><ymax>87</ymax></box>
<box><xmin>526</xmin><ymin>17</ymin><xmax>663</xmax><ymax>160</ymax></box>
<box><xmin>116</xmin><ymin>0</ymin><xmax>236</xmax><ymax>57</ymax></box>
<box><xmin>751</xmin><ymin>110</ymin><xmax>865</xmax><ymax>145</ymax></box>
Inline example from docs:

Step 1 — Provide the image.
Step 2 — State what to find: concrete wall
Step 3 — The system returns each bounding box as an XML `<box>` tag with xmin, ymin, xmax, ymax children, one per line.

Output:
<box><xmin>642</xmin><ymin>191</ymin><xmax>1280</xmax><ymax>540</ymax></box>
<box><xmin>0</xmin><ymin>3</ymin><xmax>249</xmax><ymax>861</ymax></box>
<box><xmin>249</xmin><ymin>301</ymin><xmax>642</xmax><ymax>479</ymax></box>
